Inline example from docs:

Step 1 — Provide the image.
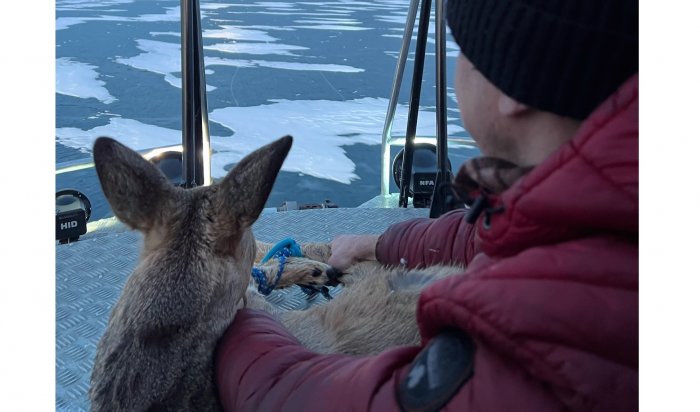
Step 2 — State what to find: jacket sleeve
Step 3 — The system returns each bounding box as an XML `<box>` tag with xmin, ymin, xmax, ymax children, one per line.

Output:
<box><xmin>215</xmin><ymin>309</ymin><xmax>563</xmax><ymax>412</ymax></box>
<box><xmin>215</xmin><ymin>309</ymin><xmax>419</xmax><ymax>412</ymax></box>
<box><xmin>375</xmin><ymin>209</ymin><xmax>478</xmax><ymax>269</ymax></box>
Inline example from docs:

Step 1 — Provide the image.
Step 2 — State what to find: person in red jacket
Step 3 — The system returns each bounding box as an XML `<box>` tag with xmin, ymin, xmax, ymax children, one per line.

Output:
<box><xmin>216</xmin><ymin>0</ymin><xmax>638</xmax><ymax>410</ymax></box>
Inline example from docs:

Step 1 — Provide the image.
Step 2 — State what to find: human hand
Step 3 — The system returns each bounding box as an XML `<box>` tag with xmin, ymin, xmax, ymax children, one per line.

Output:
<box><xmin>327</xmin><ymin>234</ymin><xmax>380</xmax><ymax>271</ymax></box>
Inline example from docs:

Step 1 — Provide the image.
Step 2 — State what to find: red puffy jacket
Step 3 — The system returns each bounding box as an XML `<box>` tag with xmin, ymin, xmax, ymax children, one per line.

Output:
<box><xmin>215</xmin><ymin>74</ymin><xmax>638</xmax><ymax>411</ymax></box>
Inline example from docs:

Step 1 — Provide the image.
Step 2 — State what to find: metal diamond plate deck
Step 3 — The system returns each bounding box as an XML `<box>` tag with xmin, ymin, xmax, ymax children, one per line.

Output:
<box><xmin>56</xmin><ymin>207</ymin><xmax>428</xmax><ymax>411</ymax></box>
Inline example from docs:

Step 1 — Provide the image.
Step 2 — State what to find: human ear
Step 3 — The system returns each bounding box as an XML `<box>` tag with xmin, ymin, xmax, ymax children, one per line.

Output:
<box><xmin>497</xmin><ymin>93</ymin><xmax>529</xmax><ymax>116</ymax></box>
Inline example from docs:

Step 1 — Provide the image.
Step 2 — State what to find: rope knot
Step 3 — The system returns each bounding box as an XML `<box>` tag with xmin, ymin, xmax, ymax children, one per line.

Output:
<box><xmin>251</xmin><ymin>238</ymin><xmax>300</xmax><ymax>296</ymax></box>
<box><xmin>250</xmin><ymin>238</ymin><xmax>334</xmax><ymax>301</ymax></box>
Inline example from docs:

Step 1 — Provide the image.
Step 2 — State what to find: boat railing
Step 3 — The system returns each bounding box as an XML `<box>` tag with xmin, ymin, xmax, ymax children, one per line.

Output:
<box><xmin>55</xmin><ymin>145</ymin><xmax>183</xmax><ymax>176</ymax></box>
<box><xmin>379</xmin><ymin>0</ymin><xmax>463</xmax><ymax>217</ymax></box>
<box><xmin>180</xmin><ymin>0</ymin><xmax>211</xmax><ymax>188</ymax></box>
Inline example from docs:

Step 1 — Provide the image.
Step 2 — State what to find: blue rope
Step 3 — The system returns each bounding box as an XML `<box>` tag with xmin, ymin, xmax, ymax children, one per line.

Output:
<box><xmin>260</xmin><ymin>237</ymin><xmax>302</xmax><ymax>263</ymax></box>
<box><xmin>252</xmin><ymin>239</ymin><xmax>302</xmax><ymax>296</ymax></box>
<box><xmin>251</xmin><ymin>238</ymin><xmax>332</xmax><ymax>300</ymax></box>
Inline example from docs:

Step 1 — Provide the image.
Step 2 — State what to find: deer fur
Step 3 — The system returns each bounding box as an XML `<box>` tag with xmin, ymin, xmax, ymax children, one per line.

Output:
<box><xmin>89</xmin><ymin>136</ymin><xmax>463</xmax><ymax>411</ymax></box>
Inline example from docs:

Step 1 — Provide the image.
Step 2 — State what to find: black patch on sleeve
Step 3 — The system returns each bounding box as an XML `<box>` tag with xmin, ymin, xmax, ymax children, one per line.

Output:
<box><xmin>397</xmin><ymin>329</ymin><xmax>476</xmax><ymax>412</ymax></box>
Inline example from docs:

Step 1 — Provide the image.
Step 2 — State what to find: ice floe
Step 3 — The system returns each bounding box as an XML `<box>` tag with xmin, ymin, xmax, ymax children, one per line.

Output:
<box><xmin>56</xmin><ymin>57</ymin><xmax>117</xmax><ymax>104</ymax></box>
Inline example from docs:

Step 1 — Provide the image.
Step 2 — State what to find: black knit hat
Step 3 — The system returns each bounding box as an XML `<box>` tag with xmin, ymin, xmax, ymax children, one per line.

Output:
<box><xmin>446</xmin><ymin>0</ymin><xmax>638</xmax><ymax>120</ymax></box>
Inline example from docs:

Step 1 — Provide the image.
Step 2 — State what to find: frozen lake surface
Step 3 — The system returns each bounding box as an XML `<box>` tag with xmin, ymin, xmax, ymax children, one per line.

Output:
<box><xmin>56</xmin><ymin>0</ymin><xmax>477</xmax><ymax>219</ymax></box>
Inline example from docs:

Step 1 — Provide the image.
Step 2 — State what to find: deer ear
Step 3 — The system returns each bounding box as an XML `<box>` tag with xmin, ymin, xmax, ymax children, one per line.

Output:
<box><xmin>215</xmin><ymin>135</ymin><xmax>292</xmax><ymax>230</ymax></box>
<box><xmin>93</xmin><ymin>137</ymin><xmax>173</xmax><ymax>231</ymax></box>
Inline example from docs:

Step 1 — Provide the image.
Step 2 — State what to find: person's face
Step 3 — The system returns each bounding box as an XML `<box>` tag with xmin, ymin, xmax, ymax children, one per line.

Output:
<box><xmin>454</xmin><ymin>53</ymin><xmax>511</xmax><ymax>159</ymax></box>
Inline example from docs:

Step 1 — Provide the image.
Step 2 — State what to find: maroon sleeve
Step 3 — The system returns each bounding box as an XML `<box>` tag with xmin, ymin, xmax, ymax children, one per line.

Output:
<box><xmin>375</xmin><ymin>209</ymin><xmax>478</xmax><ymax>269</ymax></box>
<box><xmin>216</xmin><ymin>308</ymin><xmax>562</xmax><ymax>412</ymax></box>
<box><xmin>216</xmin><ymin>309</ymin><xmax>420</xmax><ymax>412</ymax></box>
